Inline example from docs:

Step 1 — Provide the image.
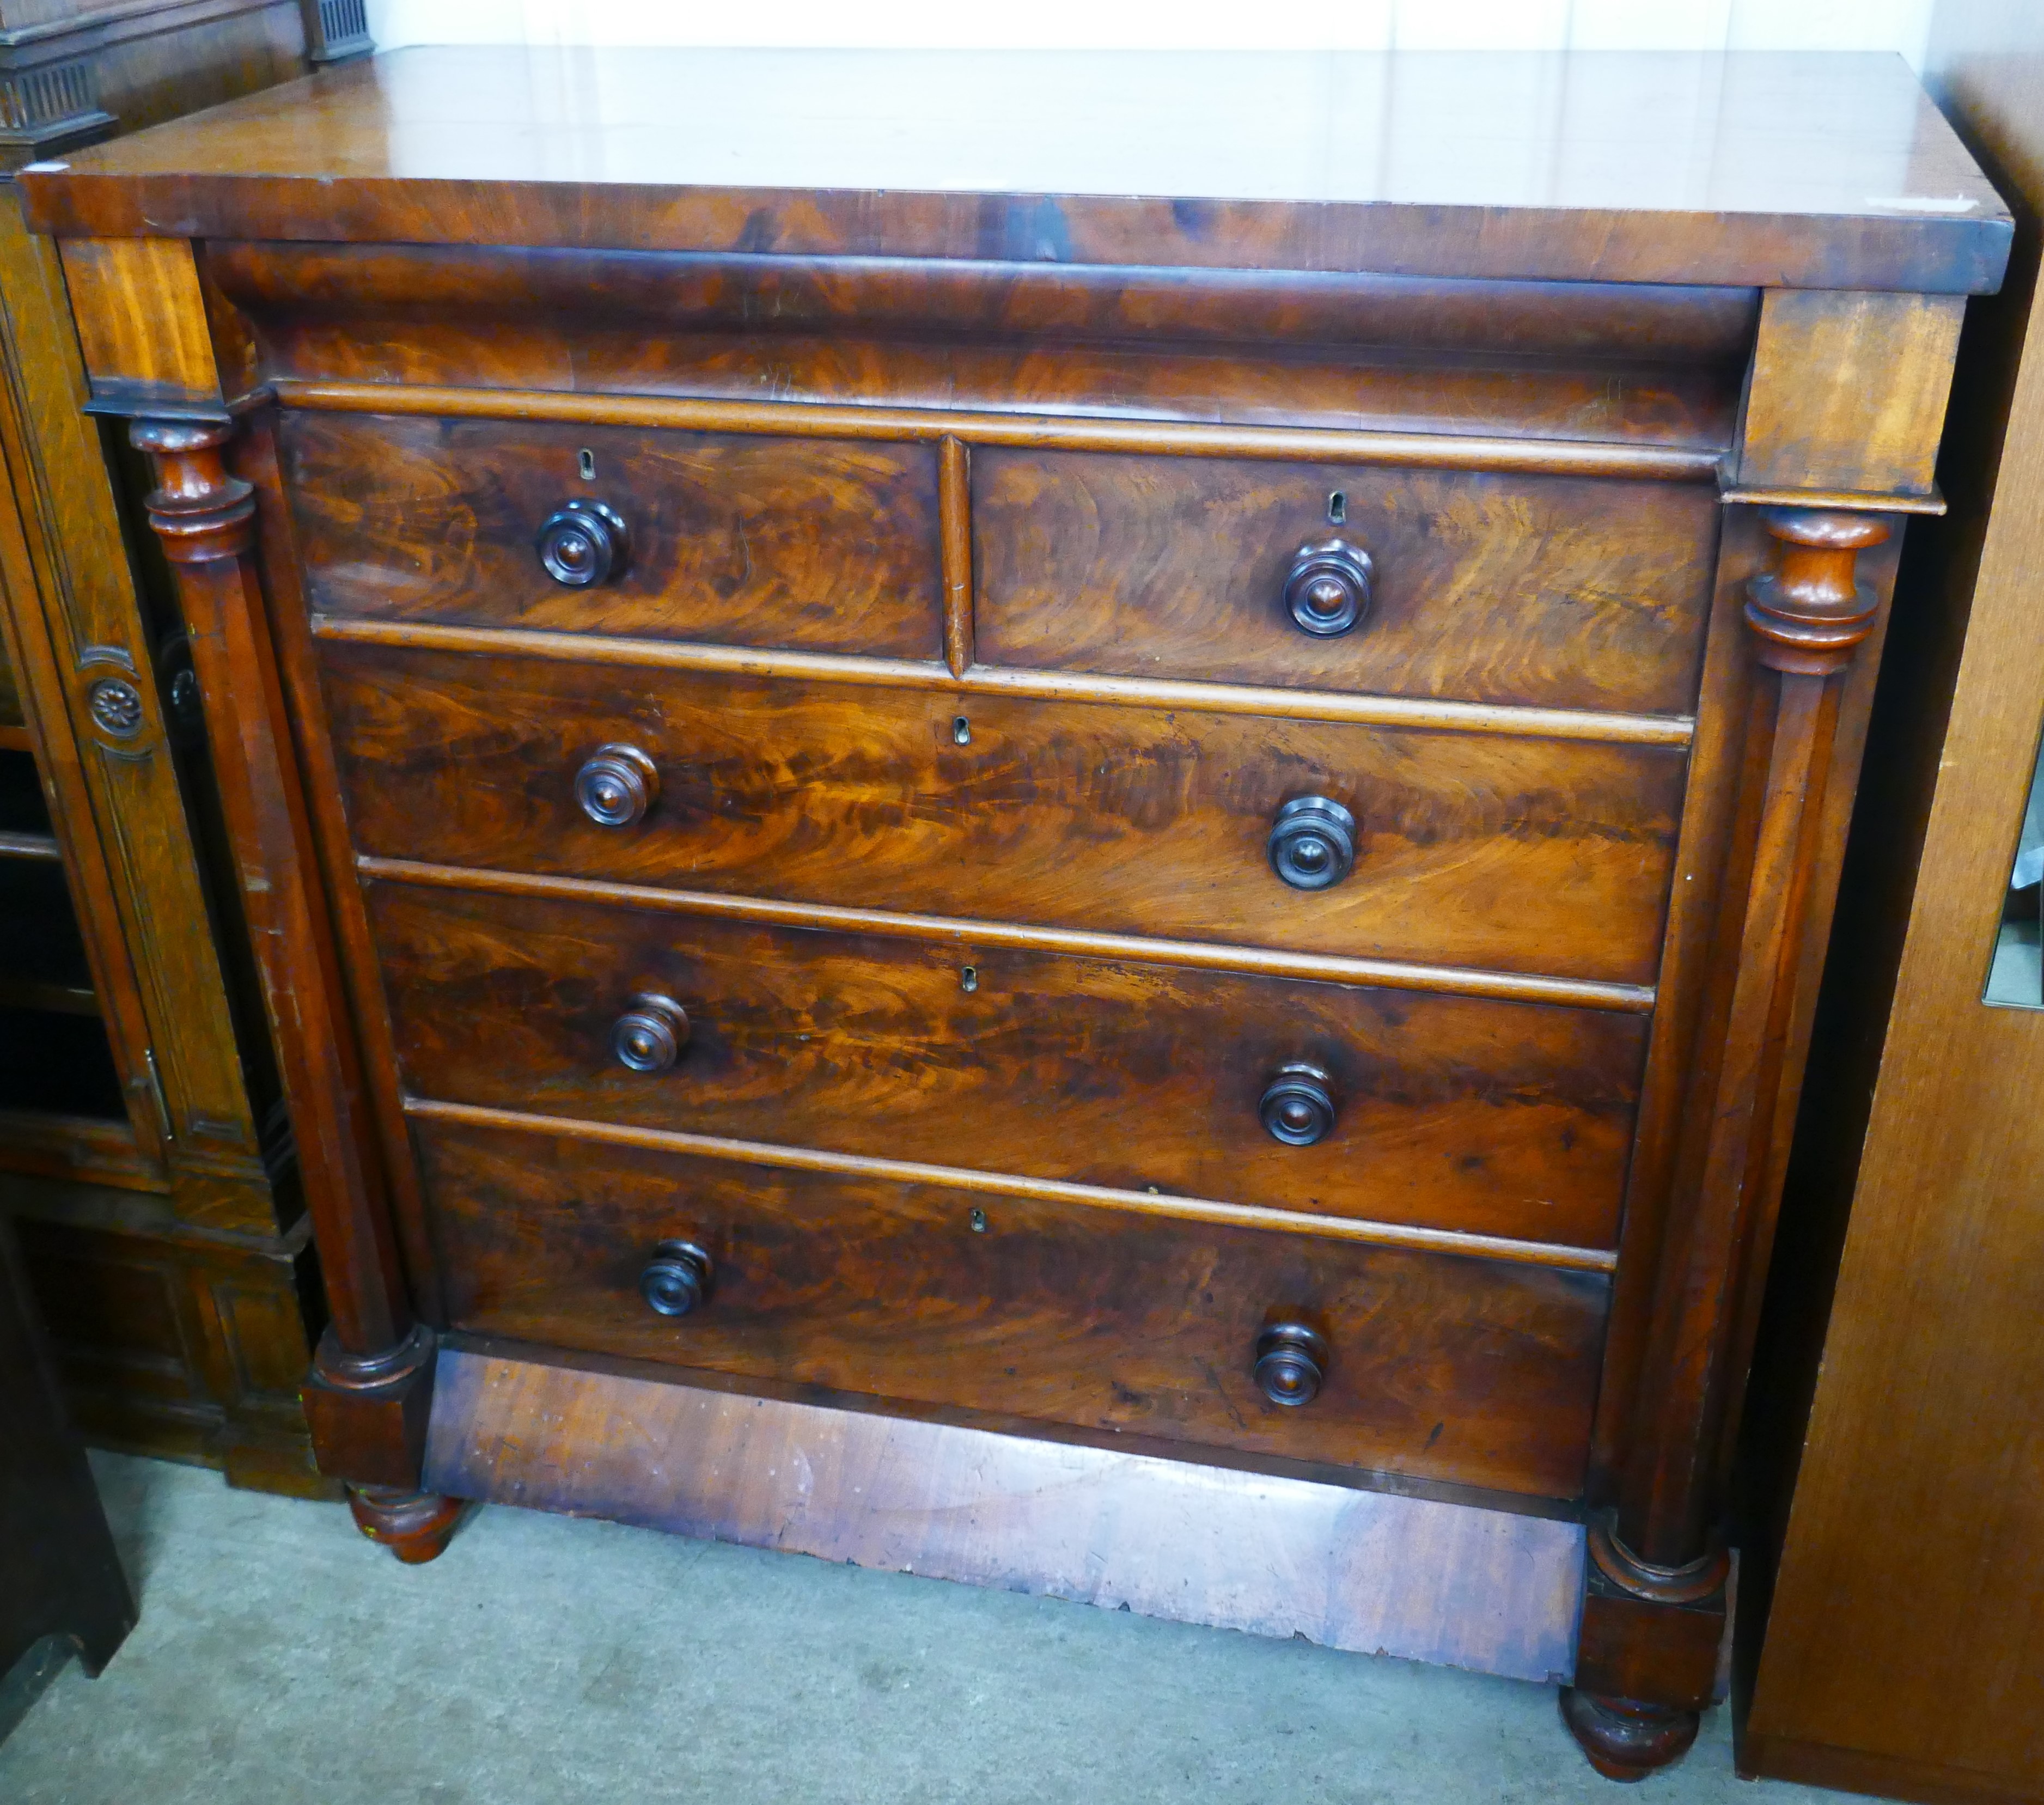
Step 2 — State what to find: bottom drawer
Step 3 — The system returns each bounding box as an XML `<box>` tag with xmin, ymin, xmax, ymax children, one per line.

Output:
<box><xmin>418</xmin><ymin>1117</ymin><xmax>1606</xmax><ymax>1501</ymax></box>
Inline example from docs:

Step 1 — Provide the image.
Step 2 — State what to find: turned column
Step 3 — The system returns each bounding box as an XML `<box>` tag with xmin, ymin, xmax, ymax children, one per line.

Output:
<box><xmin>131</xmin><ymin>418</ymin><xmax>459</xmax><ymax>1564</ymax></box>
<box><xmin>1563</xmin><ymin>507</ymin><xmax>1892</xmax><ymax>1780</ymax></box>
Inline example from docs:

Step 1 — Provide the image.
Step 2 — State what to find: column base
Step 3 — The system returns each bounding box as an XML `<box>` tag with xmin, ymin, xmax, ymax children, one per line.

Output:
<box><xmin>346</xmin><ymin>1485</ymin><xmax>465</xmax><ymax>1564</ymax></box>
<box><xmin>1560</xmin><ymin>1688</ymin><xmax>1701</xmax><ymax>1781</ymax></box>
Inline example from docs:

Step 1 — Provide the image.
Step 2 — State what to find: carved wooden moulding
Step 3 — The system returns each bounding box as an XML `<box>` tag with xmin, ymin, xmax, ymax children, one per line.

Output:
<box><xmin>19</xmin><ymin>44</ymin><xmax>2011</xmax><ymax>1780</ymax></box>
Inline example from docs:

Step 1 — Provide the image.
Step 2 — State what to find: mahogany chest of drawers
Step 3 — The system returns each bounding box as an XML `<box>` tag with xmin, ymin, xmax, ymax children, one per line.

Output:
<box><xmin>20</xmin><ymin>46</ymin><xmax>2010</xmax><ymax>1778</ymax></box>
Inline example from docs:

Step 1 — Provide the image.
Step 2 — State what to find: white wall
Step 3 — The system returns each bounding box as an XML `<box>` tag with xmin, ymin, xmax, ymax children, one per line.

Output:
<box><xmin>363</xmin><ymin>0</ymin><xmax>1936</xmax><ymax>65</ymax></box>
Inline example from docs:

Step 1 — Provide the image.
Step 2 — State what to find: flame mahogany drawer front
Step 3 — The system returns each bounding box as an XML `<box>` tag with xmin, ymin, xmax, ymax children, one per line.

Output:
<box><xmin>319</xmin><ymin>642</ymin><xmax>1687</xmax><ymax>985</ymax></box>
<box><xmin>973</xmin><ymin>451</ymin><xmax>1720</xmax><ymax>713</ymax></box>
<box><xmin>367</xmin><ymin>879</ymin><xmax>1648</xmax><ymax>1249</ymax></box>
<box><xmin>32</xmin><ymin>44</ymin><xmax>2005</xmax><ymax>1771</ymax></box>
<box><xmin>416</xmin><ymin>1114</ymin><xmax>1609</xmax><ymax>1499</ymax></box>
<box><xmin>280</xmin><ymin>411</ymin><xmax>945</xmax><ymax>658</ymax></box>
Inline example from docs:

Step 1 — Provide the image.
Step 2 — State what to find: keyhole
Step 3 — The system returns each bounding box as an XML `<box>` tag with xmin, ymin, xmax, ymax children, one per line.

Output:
<box><xmin>1327</xmin><ymin>490</ymin><xmax>1346</xmax><ymax>524</ymax></box>
<box><xmin>969</xmin><ymin>1208</ymin><xmax>989</xmax><ymax>1233</ymax></box>
<box><xmin>578</xmin><ymin>448</ymin><xmax>596</xmax><ymax>480</ymax></box>
<box><xmin>953</xmin><ymin>716</ymin><xmax>971</xmax><ymax>745</ymax></box>
<box><xmin>961</xmin><ymin>966</ymin><xmax>979</xmax><ymax>992</ymax></box>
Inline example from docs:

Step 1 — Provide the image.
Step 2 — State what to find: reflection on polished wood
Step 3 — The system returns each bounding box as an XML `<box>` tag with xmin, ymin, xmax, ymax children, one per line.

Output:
<box><xmin>355</xmin><ymin>855</ymin><xmax>1661</xmax><ymax>1015</ymax></box>
<box><xmin>19</xmin><ymin>48</ymin><xmax>2011</xmax><ymax>291</ymax></box>
<box><xmin>23</xmin><ymin>41</ymin><xmax>2010</xmax><ymax>1778</ymax></box>
<box><xmin>404</xmin><ymin>1094</ymin><xmax>1621</xmax><ymax>1275</ymax></box>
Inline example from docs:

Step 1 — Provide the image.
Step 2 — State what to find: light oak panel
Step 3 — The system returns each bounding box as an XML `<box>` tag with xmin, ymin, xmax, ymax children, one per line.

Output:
<box><xmin>57</xmin><ymin>235</ymin><xmax>219</xmax><ymax>409</ymax></box>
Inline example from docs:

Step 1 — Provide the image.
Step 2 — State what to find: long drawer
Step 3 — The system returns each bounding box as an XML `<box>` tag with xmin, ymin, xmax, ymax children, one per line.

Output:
<box><xmin>321</xmin><ymin>643</ymin><xmax>1687</xmax><ymax>984</ymax></box>
<box><xmin>280</xmin><ymin>411</ymin><xmax>945</xmax><ymax>658</ymax></box>
<box><xmin>368</xmin><ymin>878</ymin><xmax>1646</xmax><ymax>1248</ymax></box>
<box><xmin>972</xmin><ymin>449</ymin><xmax>1718</xmax><ymax>714</ymax></box>
<box><xmin>416</xmin><ymin>1114</ymin><xmax>1608</xmax><ymax>1499</ymax></box>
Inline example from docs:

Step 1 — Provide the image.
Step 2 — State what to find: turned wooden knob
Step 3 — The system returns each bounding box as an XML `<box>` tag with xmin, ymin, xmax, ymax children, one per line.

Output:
<box><xmin>575</xmin><ymin>743</ymin><xmax>659</xmax><ymax>827</ymax></box>
<box><xmin>612</xmin><ymin>993</ymin><xmax>690</xmax><ymax>1072</ymax></box>
<box><xmin>1254</xmin><ymin>1323</ymin><xmax>1328</xmax><ymax>1407</ymax></box>
<box><xmin>639</xmin><ymin>1240</ymin><xmax>715</xmax><ymax>1317</ymax></box>
<box><xmin>1260</xmin><ymin>1065</ymin><xmax>1336</xmax><ymax>1145</ymax></box>
<box><xmin>1283</xmin><ymin>538</ymin><xmax>1372</xmax><ymax>637</ymax></box>
<box><xmin>537</xmin><ymin>499</ymin><xmax>629</xmax><ymax>587</ymax></box>
<box><xmin>1268</xmin><ymin>796</ymin><xmax>1357</xmax><ymax>890</ymax></box>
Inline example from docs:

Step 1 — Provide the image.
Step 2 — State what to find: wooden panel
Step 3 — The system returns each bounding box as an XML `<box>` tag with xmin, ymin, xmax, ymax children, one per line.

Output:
<box><xmin>365</xmin><ymin>877</ymin><xmax>1647</xmax><ymax>1248</ymax></box>
<box><xmin>82</xmin><ymin>3</ymin><xmax>306</xmax><ymax>145</ymax></box>
<box><xmin>425</xmin><ymin>1343</ymin><xmax>1588</xmax><ymax>1686</ymax></box>
<box><xmin>280</xmin><ymin>411</ymin><xmax>944</xmax><ymax>659</ymax></box>
<box><xmin>17</xmin><ymin>48</ymin><xmax>2012</xmax><ymax>294</ymax></box>
<box><xmin>1737</xmin><ymin>290</ymin><xmax>1967</xmax><ymax>499</ymax></box>
<box><xmin>1740</xmin><ymin>9</ymin><xmax>2044</xmax><ymax>1799</ymax></box>
<box><xmin>0</xmin><ymin>190</ymin><xmax>272</xmax><ymax>1215</ymax></box>
<box><xmin>7</xmin><ymin>1196</ymin><xmax>330</xmax><ymax>1499</ymax></box>
<box><xmin>56</xmin><ymin>234</ymin><xmax>219</xmax><ymax>408</ymax></box>
<box><xmin>213</xmin><ymin>242</ymin><xmax>1750</xmax><ymax>450</ymax></box>
<box><xmin>975</xmin><ymin>452</ymin><xmax>1717</xmax><ymax>715</ymax></box>
<box><xmin>416</xmin><ymin>1114</ymin><xmax>1610</xmax><ymax>1501</ymax></box>
<box><xmin>319</xmin><ymin>644</ymin><xmax>1688</xmax><ymax>986</ymax></box>
<box><xmin>274</xmin><ymin>379</ymin><xmax>1724</xmax><ymax>484</ymax></box>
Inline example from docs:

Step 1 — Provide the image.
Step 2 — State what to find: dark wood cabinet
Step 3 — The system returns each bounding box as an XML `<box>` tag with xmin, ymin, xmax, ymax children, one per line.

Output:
<box><xmin>0</xmin><ymin>1214</ymin><xmax>132</xmax><ymax>1716</ymax></box>
<box><xmin>0</xmin><ymin>0</ymin><xmax>368</xmax><ymax>1494</ymax></box>
<box><xmin>20</xmin><ymin>46</ymin><xmax>2011</xmax><ymax>1778</ymax></box>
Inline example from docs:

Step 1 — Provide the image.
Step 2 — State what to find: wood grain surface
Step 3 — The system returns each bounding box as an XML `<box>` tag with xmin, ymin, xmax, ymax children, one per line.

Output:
<box><xmin>973</xmin><ymin>450</ymin><xmax>1718</xmax><ymax>712</ymax></box>
<box><xmin>213</xmin><ymin>239</ymin><xmax>1750</xmax><ymax>446</ymax></box>
<box><xmin>414</xmin><ymin>1114</ymin><xmax>1609</xmax><ymax>1499</ymax></box>
<box><xmin>1736</xmin><ymin>290</ymin><xmax>1968</xmax><ymax>500</ymax></box>
<box><xmin>318</xmin><ymin>642</ymin><xmax>1687</xmax><ymax>984</ymax></box>
<box><xmin>1741</xmin><ymin>8</ymin><xmax>2044</xmax><ymax>1796</ymax></box>
<box><xmin>365</xmin><ymin>876</ymin><xmax>1646</xmax><ymax>1248</ymax></box>
<box><xmin>425</xmin><ymin>1342</ymin><xmax>1588</xmax><ymax>1684</ymax></box>
<box><xmin>56</xmin><ymin>235</ymin><xmax>219</xmax><ymax>408</ymax></box>
<box><xmin>17</xmin><ymin>48</ymin><xmax>2011</xmax><ymax>294</ymax></box>
<box><xmin>274</xmin><ymin>379</ymin><xmax>1723</xmax><ymax>483</ymax></box>
<box><xmin>281</xmin><ymin>410</ymin><xmax>943</xmax><ymax>658</ymax></box>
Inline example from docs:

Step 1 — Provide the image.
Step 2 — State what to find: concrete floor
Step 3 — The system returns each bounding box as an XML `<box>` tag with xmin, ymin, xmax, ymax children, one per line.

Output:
<box><xmin>1</xmin><ymin>1453</ymin><xmax>1860</xmax><ymax>1805</ymax></box>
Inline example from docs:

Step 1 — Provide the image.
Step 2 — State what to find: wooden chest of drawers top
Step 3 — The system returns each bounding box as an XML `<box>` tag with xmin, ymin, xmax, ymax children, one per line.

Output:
<box><xmin>17</xmin><ymin>50</ymin><xmax>2010</xmax><ymax>1744</ymax></box>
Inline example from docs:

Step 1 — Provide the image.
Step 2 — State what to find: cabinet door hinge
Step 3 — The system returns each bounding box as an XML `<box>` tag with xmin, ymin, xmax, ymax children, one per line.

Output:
<box><xmin>142</xmin><ymin>1047</ymin><xmax>174</xmax><ymax>1143</ymax></box>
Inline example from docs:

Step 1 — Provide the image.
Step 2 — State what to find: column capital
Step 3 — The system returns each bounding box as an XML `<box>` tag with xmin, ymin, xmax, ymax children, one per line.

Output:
<box><xmin>131</xmin><ymin>415</ymin><xmax>255</xmax><ymax>563</ymax></box>
<box><xmin>1744</xmin><ymin>507</ymin><xmax>1892</xmax><ymax>676</ymax></box>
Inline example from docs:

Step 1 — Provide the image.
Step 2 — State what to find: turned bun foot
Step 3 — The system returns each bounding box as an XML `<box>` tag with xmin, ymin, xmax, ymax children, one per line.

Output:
<box><xmin>1559</xmin><ymin>1688</ymin><xmax>1701</xmax><ymax>1781</ymax></box>
<box><xmin>347</xmin><ymin>1485</ymin><xmax>465</xmax><ymax>1564</ymax></box>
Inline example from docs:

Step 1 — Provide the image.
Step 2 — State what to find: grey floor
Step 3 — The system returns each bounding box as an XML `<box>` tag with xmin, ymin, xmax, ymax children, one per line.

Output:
<box><xmin>1</xmin><ymin>1454</ymin><xmax>1860</xmax><ymax>1805</ymax></box>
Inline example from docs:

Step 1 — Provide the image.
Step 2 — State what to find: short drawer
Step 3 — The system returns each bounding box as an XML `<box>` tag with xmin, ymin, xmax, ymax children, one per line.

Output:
<box><xmin>322</xmin><ymin>643</ymin><xmax>1686</xmax><ymax>985</ymax></box>
<box><xmin>973</xmin><ymin>450</ymin><xmax>1718</xmax><ymax>715</ymax></box>
<box><xmin>417</xmin><ymin>1114</ymin><xmax>1608</xmax><ymax>1500</ymax></box>
<box><xmin>279</xmin><ymin>411</ymin><xmax>943</xmax><ymax>658</ymax></box>
<box><xmin>369</xmin><ymin>880</ymin><xmax>1646</xmax><ymax>1249</ymax></box>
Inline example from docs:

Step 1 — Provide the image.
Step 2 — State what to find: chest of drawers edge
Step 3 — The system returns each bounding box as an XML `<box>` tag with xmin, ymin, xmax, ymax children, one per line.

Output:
<box><xmin>20</xmin><ymin>51</ymin><xmax>2010</xmax><ymax>1779</ymax></box>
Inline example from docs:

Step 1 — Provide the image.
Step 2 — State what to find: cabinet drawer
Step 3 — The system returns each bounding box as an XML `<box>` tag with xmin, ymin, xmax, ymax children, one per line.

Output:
<box><xmin>369</xmin><ymin>880</ymin><xmax>1646</xmax><ymax>1249</ymax></box>
<box><xmin>323</xmin><ymin>643</ymin><xmax>1686</xmax><ymax>985</ymax></box>
<box><xmin>417</xmin><ymin>1114</ymin><xmax>1607</xmax><ymax>1499</ymax></box>
<box><xmin>973</xmin><ymin>450</ymin><xmax>1717</xmax><ymax>715</ymax></box>
<box><xmin>280</xmin><ymin>411</ymin><xmax>943</xmax><ymax>658</ymax></box>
